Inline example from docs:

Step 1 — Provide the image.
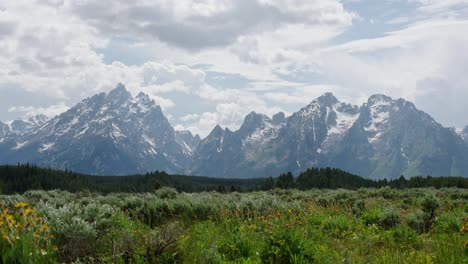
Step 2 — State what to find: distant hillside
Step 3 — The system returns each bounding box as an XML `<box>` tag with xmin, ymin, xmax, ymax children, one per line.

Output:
<box><xmin>0</xmin><ymin>164</ymin><xmax>466</xmax><ymax>194</ymax></box>
<box><xmin>0</xmin><ymin>164</ymin><xmax>266</xmax><ymax>194</ymax></box>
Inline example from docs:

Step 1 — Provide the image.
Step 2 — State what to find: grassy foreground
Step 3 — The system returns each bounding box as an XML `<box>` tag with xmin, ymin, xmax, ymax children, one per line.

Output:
<box><xmin>1</xmin><ymin>187</ymin><xmax>467</xmax><ymax>263</ymax></box>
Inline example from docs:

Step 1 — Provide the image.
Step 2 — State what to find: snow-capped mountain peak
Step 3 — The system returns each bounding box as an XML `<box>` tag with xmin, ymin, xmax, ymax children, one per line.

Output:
<box><xmin>239</xmin><ymin>112</ymin><xmax>284</xmax><ymax>148</ymax></box>
<box><xmin>298</xmin><ymin>93</ymin><xmax>339</xmax><ymax>119</ymax></box>
<box><xmin>363</xmin><ymin>94</ymin><xmax>399</xmax><ymax>143</ymax></box>
<box><xmin>292</xmin><ymin>93</ymin><xmax>360</xmax><ymax>144</ymax></box>
<box><xmin>2</xmin><ymin>87</ymin><xmax>468</xmax><ymax>179</ymax></box>
<box><xmin>0</xmin><ymin>84</ymin><xmax>193</xmax><ymax>175</ymax></box>
<box><xmin>367</xmin><ymin>94</ymin><xmax>393</xmax><ymax>105</ymax></box>
<box><xmin>238</xmin><ymin>112</ymin><xmax>271</xmax><ymax>135</ymax></box>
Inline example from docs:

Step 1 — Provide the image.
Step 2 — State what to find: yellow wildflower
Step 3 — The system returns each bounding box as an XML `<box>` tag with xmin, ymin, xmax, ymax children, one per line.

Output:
<box><xmin>24</xmin><ymin>208</ymin><xmax>34</xmax><ymax>216</ymax></box>
<box><xmin>14</xmin><ymin>202</ymin><xmax>29</xmax><ymax>209</ymax></box>
<box><xmin>40</xmin><ymin>224</ymin><xmax>49</xmax><ymax>232</ymax></box>
<box><xmin>6</xmin><ymin>215</ymin><xmax>14</xmax><ymax>224</ymax></box>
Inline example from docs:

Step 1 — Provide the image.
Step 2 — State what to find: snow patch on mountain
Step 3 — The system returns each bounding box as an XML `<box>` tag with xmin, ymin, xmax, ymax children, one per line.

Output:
<box><xmin>12</xmin><ymin>141</ymin><xmax>29</xmax><ymax>150</ymax></box>
<box><xmin>243</xmin><ymin>121</ymin><xmax>282</xmax><ymax>146</ymax></box>
<box><xmin>39</xmin><ymin>143</ymin><xmax>55</xmax><ymax>153</ymax></box>
<box><xmin>143</xmin><ymin>134</ymin><xmax>155</xmax><ymax>147</ymax></box>
<box><xmin>299</xmin><ymin>101</ymin><xmax>321</xmax><ymax>119</ymax></box>
<box><xmin>5</xmin><ymin>115</ymin><xmax>49</xmax><ymax>136</ymax></box>
<box><xmin>364</xmin><ymin>95</ymin><xmax>394</xmax><ymax>143</ymax></box>
<box><xmin>327</xmin><ymin>104</ymin><xmax>360</xmax><ymax>136</ymax></box>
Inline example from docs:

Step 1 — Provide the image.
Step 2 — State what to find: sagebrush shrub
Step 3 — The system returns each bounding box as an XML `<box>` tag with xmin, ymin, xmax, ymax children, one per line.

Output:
<box><xmin>379</xmin><ymin>208</ymin><xmax>401</xmax><ymax>229</ymax></box>
<box><xmin>155</xmin><ymin>187</ymin><xmax>178</xmax><ymax>199</ymax></box>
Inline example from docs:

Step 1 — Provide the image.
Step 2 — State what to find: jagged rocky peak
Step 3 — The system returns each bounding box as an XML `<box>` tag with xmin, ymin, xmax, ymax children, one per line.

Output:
<box><xmin>176</xmin><ymin>130</ymin><xmax>201</xmax><ymax>147</ymax></box>
<box><xmin>0</xmin><ymin>83</ymin><xmax>197</xmax><ymax>175</ymax></box>
<box><xmin>366</xmin><ymin>94</ymin><xmax>417</xmax><ymax>112</ymax></box>
<box><xmin>316</xmin><ymin>92</ymin><xmax>339</xmax><ymax>105</ymax></box>
<box><xmin>364</xmin><ymin>94</ymin><xmax>400</xmax><ymax>118</ymax></box>
<box><xmin>298</xmin><ymin>92</ymin><xmax>341</xmax><ymax>118</ymax></box>
<box><xmin>272</xmin><ymin>112</ymin><xmax>286</xmax><ymax>125</ymax></box>
<box><xmin>244</xmin><ymin>111</ymin><xmax>269</xmax><ymax>123</ymax></box>
<box><xmin>135</xmin><ymin>92</ymin><xmax>163</xmax><ymax>116</ymax></box>
<box><xmin>295</xmin><ymin>93</ymin><xmax>360</xmax><ymax>135</ymax></box>
<box><xmin>27</xmin><ymin>114</ymin><xmax>49</xmax><ymax>126</ymax></box>
<box><xmin>94</xmin><ymin>84</ymin><xmax>163</xmax><ymax>118</ymax></box>
<box><xmin>175</xmin><ymin>130</ymin><xmax>201</xmax><ymax>156</ymax></box>
<box><xmin>136</xmin><ymin>91</ymin><xmax>152</xmax><ymax>104</ymax></box>
<box><xmin>106</xmin><ymin>83</ymin><xmax>132</xmax><ymax>103</ymax></box>
<box><xmin>7</xmin><ymin>114</ymin><xmax>50</xmax><ymax>135</ymax></box>
<box><xmin>238</xmin><ymin>111</ymin><xmax>272</xmax><ymax>135</ymax></box>
<box><xmin>176</xmin><ymin>129</ymin><xmax>195</xmax><ymax>138</ymax></box>
<box><xmin>367</xmin><ymin>94</ymin><xmax>393</xmax><ymax>105</ymax></box>
<box><xmin>209</xmin><ymin>125</ymin><xmax>225</xmax><ymax>138</ymax></box>
<box><xmin>194</xmin><ymin>125</ymin><xmax>230</xmax><ymax>157</ymax></box>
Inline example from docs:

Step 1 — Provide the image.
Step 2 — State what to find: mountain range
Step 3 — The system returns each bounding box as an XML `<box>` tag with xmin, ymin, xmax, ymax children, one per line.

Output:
<box><xmin>1</xmin><ymin>84</ymin><xmax>467</xmax><ymax>179</ymax></box>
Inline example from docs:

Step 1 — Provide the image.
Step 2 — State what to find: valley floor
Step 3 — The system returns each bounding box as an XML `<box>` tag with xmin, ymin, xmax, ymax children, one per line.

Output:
<box><xmin>1</xmin><ymin>188</ymin><xmax>467</xmax><ymax>263</ymax></box>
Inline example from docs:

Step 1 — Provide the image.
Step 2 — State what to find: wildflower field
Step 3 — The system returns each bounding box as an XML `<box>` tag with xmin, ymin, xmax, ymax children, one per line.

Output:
<box><xmin>1</xmin><ymin>187</ymin><xmax>467</xmax><ymax>263</ymax></box>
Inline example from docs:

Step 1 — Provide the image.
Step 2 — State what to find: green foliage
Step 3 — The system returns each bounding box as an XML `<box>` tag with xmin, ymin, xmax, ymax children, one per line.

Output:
<box><xmin>321</xmin><ymin>214</ymin><xmax>354</xmax><ymax>238</ymax></box>
<box><xmin>362</xmin><ymin>208</ymin><xmax>381</xmax><ymax>226</ymax></box>
<box><xmin>296</xmin><ymin>167</ymin><xmax>376</xmax><ymax>189</ymax></box>
<box><xmin>1</xmin><ymin>187</ymin><xmax>467</xmax><ymax>263</ymax></box>
<box><xmin>379</xmin><ymin>208</ymin><xmax>401</xmax><ymax>229</ymax></box>
<box><xmin>260</xmin><ymin>228</ymin><xmax>315</xmax><ymax>264</ymax></box>
<box><xmin>406</xmin><ymin>211</ymin><xmax>426</xmax><ymax>233</ymax></box>
<box><xmin>1</xmin><ymin>164</ymin><xmax>467</xmax><ymax>195</ymax></box>
<box><xmin>0</xmin><ymin>164</ymin><xmax>267</xmax><ymax>194</ymax></box>
<box><xmin>0</xmin><ymin>202</ymin><xmax>56</xmax><ymax>264</ymax></box>
<box><xmin>155</xmin><ymin>187</ymin><xmax>178</xmax><ymax>199</ymax></box>
<box><xmin>275</xmin><ymin>172</ymin><xmax>295</xmax><ymax>189</ymax></box>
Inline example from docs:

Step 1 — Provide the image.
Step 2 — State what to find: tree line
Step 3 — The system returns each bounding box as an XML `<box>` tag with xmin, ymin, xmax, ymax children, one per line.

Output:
<box><xmin>0</xmin><ymin>164</ymin><xmax>466</xmax><ymax>194</ymax></box>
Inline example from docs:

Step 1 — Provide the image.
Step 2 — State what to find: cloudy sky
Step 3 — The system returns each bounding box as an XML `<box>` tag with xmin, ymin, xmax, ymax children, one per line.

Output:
<box><xmin>1</xmin><ymin>0</ymin><xmax>468</xmax><ymax>136</ymax></box>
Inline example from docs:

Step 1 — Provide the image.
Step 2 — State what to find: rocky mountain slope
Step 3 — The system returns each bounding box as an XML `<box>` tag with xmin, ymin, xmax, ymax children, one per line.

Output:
<box><xmin>0</xmin><ymin>84</ymin><xmax>198</xmax><ymax>175</ymax></box>
<box><xmin>191</xmin><ymin>94</ymin><xmax>468</xmax><ymax>178</ymax></box>
<box><xmin>461</xmin><ymin>126</ymin><xmax>468</xmax><ymax>145</ymax></box>
<box><xmin>1</xmin><ymin>84</ymin><xmax>467</xmax><ymax>179</ymax></box>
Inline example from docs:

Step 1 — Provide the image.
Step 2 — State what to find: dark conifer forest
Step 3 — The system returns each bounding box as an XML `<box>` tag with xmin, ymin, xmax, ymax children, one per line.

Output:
<box><xmin>0</xmin><ymin>164</ymin><xmax>466</xmax><ymax>194</ymax></box>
